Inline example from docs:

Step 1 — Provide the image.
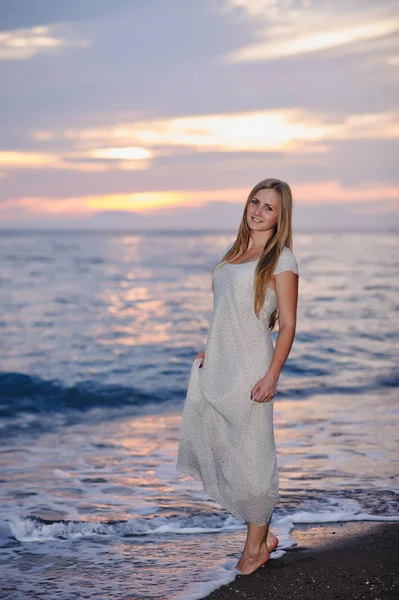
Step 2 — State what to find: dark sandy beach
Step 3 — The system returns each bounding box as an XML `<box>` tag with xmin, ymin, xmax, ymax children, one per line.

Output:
<box><xmin>204</xmin><ymin>521</ymin><xmax>399</xmax><ymax>600</ymax></box>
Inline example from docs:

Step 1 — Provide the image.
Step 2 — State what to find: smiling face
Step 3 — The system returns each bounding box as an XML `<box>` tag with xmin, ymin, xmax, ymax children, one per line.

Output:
<box><xmin>246</xmin><ymin>187</ymin><xmax>279</xmax><ymax>233</ymax></box>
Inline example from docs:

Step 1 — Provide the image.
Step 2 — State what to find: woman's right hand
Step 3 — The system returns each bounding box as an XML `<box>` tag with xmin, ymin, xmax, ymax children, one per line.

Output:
<box><xmin>193</xmin><ymin>351</ymin><xmax>205</xmax><ymax>368</ymax></box>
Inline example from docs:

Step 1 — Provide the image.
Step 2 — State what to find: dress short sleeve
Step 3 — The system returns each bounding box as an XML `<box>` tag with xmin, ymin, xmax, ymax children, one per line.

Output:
<box><xmin>212</xmin><ymin>241</ymin><xmax>235</xmax><ymax>280</ymax></box>
<box><xmin>274</xmin><ymin>246</ymin><xmax>299</xmax><ymax>276</ymax></box>
<box><xmin>219</xmin><ymin>241</ymin><xmax>235</xmax><ymax>261</ymax></box>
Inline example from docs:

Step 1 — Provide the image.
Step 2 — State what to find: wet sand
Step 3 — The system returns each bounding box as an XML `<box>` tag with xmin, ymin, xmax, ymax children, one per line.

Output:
<box><xmin>203</xmin><ymin>521</ymin><xmax>399</xmax><ymax>599</ymax></box>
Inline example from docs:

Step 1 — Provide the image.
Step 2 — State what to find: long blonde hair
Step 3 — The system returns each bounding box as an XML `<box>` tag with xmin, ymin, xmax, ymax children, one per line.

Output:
<box><xmin>212</xmin><ymin>178</ymin><xmax>295</xmax><ymax>330</ymax></box>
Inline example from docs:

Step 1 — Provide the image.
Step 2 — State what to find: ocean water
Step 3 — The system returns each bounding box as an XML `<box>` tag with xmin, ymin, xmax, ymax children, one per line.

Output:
<box><xmin>0</xmin><ymin>230</ymin><xmax>398</xmax><ymax>600</ymax></box>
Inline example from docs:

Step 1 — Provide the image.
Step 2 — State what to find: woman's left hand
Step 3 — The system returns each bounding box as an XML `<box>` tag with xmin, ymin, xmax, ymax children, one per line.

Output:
<box><xmin>250</xmin><ymin>373</ymin><xmax>278</xmax><ymax>403</ymax></box>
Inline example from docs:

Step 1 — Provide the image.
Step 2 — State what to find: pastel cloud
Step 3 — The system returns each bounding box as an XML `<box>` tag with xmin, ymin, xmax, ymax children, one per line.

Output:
<box><xmin>24</xmin><ymin>108</ymin><xmax>398</xmax><ymax>167</ymax></box>
<box><xmin>0</xmin><ymin>24</ymin><xmax>89</xmax><ymax>61</ymax></box>
<box><xmin>224</xmin><ymin>0</ymin><xmax>398</xmax><ymax>64</ymax></box>
<box><xmin>226</xmin><ymin>20</ymin><xmax>398</xmax><ymax>63</ymax></box>
<box><xmin>4</xmin><ymin>181</ymin><xmax>398</xmax><ymax>220</ymax></box>
<box><xmin>3</xmin><ymin>188</ymin><xmax>247</xmax><ymax>216</ymax></box>
<box><xmin>0</xmin><ymin>148</ymin><xmax>152</xmax><ymax>173</ymax></box>
<box><xmin>0</xmin><ymin>150</ymin><xmax>103</xmax><ymax>171</ymax></box>
<box><xmin>0</xmin><ymin>0</ymin><xmax>397</xmax><ymax>231</ymax></box>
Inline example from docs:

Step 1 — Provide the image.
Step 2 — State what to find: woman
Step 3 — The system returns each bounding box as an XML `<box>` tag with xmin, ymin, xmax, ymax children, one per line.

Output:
<box><xmin>176</xmin><ymin>178</ymin><xmax>299</xmax><ymax>575</ymax></box>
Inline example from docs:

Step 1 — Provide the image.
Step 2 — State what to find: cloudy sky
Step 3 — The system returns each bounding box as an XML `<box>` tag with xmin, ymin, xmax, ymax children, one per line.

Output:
<box><xmin>1</xmin><ymin>0</ymin><xmax>398</xmax><ymax>230</ymax></box>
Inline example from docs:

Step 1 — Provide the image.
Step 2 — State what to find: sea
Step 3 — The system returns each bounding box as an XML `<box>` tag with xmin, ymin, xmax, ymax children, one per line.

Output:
<box><xmin>0</xmin><ymin>230</ymin><xmax>398</xmax><ymax>600</ymax></box>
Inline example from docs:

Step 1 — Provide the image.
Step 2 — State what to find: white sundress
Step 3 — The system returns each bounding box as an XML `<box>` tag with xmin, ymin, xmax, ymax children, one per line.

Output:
<box><xmin>176</xmin><ymin>244</ymin><xmax>299</xmax><ymax>525</ymax></box>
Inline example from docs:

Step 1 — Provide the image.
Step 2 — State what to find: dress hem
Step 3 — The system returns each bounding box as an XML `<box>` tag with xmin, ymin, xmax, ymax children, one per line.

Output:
<box><xmin>176</xmin><ymin>462</ymin><xmax>280</xmax><ymax>527</ymax></box>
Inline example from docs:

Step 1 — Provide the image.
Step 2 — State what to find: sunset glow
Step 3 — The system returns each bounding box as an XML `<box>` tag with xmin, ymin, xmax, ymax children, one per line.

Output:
<box><xmin>1</xmin><ymin>0</ymin><xmax>397</xmax><ymax>230</ymax></box>
<box><xmin>28</xmin><ymin>110</ymin><xmax>398</xmax><ymax>159</ymax></box>
<box><xmin>4</xmin><ymin>181</ymin><xmax>398</xmax><ymax>220</ymax></box>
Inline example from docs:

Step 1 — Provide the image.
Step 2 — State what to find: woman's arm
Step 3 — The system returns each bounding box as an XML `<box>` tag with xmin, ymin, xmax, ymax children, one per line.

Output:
<box><xmin>250</xmin><ymin>269</ymin><xmax>298</xmax><ymax>403</ymax></box>
<box><xmin>267</xmin><ymin>270</ymin><xmax>298</xmax><ymax>381</ymax></box>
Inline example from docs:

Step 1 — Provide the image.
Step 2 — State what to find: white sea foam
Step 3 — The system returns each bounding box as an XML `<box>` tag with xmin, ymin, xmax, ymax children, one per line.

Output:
<box><xmin>5</xmin><ymin>513</ymin><xmax>245</xmax><ymax>543</ymax></box>
<box><xmin>176</xmin><ymin>559</ymin><xmax>239</xmax><ymax>600</ymax></box>
<box><xmin>5</xmin><ymin>503</ymin><xmax>398</xmax><ymax>545</ymax></box>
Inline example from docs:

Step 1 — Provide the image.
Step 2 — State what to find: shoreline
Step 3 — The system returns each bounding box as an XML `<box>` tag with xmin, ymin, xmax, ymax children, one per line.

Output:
<box><xmin>203</xmin><ymin>521</ymin><xmax>399</xmax><ymax>599</ymax></box>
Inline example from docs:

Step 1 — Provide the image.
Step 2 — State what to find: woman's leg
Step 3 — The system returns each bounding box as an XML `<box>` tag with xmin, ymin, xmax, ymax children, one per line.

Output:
<box><xmin>246</xmin><ymin>517</ymin><xmax>278</xmax><ymax>551</ymax></box>
<box><xmin>265</xmin><ymin>517</ymin><xmax>279</xmax><ymax>552</ymax></box>
<box><xmin>236</xmin><ymin>521</ymin><xmax>270</xmax><ymax>574</ymax></box>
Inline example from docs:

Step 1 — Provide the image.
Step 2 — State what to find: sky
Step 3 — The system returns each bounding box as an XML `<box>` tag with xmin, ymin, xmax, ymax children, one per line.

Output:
<box><xmin>1</xmin><ymin>0</ymin><xmax>398</xmax><ymax>231</ymax></box>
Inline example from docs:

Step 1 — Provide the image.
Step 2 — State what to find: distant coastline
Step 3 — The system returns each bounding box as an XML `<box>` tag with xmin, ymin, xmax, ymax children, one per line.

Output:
<box><xmin>1</xmin><ymin>228</ymin><xmax>398</xmax><ymax>233</ymax></box>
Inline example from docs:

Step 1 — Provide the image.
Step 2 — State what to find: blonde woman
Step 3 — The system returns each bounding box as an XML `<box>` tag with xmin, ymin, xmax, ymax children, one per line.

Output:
<box><xmin>176</xmin><ymin>178</ymin><xmax>299</xmax><ymax>575</ymax></box>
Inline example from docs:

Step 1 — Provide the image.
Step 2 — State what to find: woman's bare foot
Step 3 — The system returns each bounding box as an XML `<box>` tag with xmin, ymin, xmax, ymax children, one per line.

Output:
<box><xmin>236</xmin><ymin>541</ymin><xmax>270</xmax><ymax>575</ymax></box>
<box><xmin>266</xmin><ymin>531</ymin><xmax>278</xmax><ymax>553</ymax></box>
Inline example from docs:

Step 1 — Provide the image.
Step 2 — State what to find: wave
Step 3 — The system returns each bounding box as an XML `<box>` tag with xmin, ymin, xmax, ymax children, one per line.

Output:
<box><xmin>0</xmin><ymin>371</ymin><xmax>180</xmax><ymax>419</ymax></box>
<box><xmin>0</xmin><ymin>371</ymin><xmax>185</xmax><ymax>441</ymax></box>
<box><xmin>1</xmin><ymin>365</ymin><xmax>397</xmax><ymax>441</ymax></box>
<box><xmin>2</xmin><ymin>364</ymin><xmax>398</xmax><ymax>422</ymax></box>
<box><xmin>4</xmin><ymin>510</ymin><xmax>398</xmax><ymax>544</ymax></box>
<box><xmin>4</xmin><ymin>513</ymin><xmax>244</xmax><ymax>543</ymax></box>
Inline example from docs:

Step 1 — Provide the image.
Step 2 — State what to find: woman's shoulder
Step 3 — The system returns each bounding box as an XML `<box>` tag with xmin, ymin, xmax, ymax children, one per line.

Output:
<box><xmin>218</xmin><ymin>240</ymin><xmax>235</xmax><ymax>261</ymax></box>
<box><xmin>274</xmin><ymin>245</ymin><xmax>299</xmax><ymax>276</ymax></box>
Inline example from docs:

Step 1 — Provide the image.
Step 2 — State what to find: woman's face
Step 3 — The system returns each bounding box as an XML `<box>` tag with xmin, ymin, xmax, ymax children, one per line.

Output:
<box><xmin>246</xmin><ymin>188</ymin><xmax>279</xmax><ymax>232</ymax></box>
